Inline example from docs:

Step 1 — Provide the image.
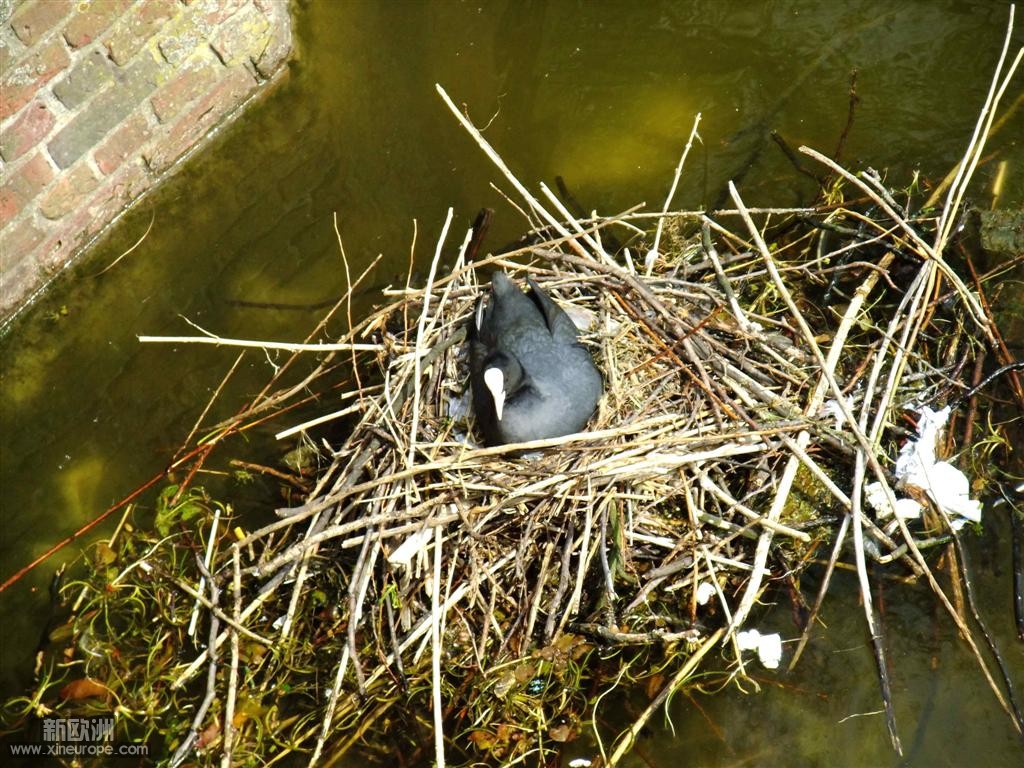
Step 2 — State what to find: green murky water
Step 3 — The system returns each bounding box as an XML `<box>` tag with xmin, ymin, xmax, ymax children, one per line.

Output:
<box><xmin>2</xmin><ymin>1</ymin><xmax>1022</xmax><ymax>764</ymax></box>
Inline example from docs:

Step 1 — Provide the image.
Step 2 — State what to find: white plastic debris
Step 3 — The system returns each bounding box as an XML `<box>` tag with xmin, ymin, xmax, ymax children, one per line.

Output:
<box><xmin>387</xmin><ymin>527</ymin><xmax>434</xmax><ymax>568</ymax></box>
<box><xmin>695</xmin><ymin>581</ymin><xmax>716</xmax><ymax>606</ymax></box>
<box><xmin>568</xmin><ymin>759</ymin><xmax>593</xmax><ymax>768</ymax></box>
<box><xmin>890</xmin><ymin>405</ymin><xmax>983</xmax><ymax>529</ymax></box>
<box><xmin>644</xmin><ymin>248</ymin><xmax>659</xmax><ymax>275</ymax></box>
<box><xmin>864</xmin><ymin>481</ymin><xmax>923</xmax><ymax>521</ymax></box>
<box><xmin>736</xmin><ymin>628</ymin><xmax>783</xmax><ymax>669</ymax></box>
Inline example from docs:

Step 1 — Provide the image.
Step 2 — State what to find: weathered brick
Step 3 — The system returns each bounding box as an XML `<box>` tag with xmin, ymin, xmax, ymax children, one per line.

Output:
<box><xmin>38</xmin><ymin>160</ymin><xmax>101</xmax><ymax>219</ymax></box>
<box><xmin>52</xmin><ymin>48</ymin><xmax>115</xmax><ymax>109</ymax></box>
<box><xmin>9</xmin><ymin>0</ymin><xmax>73</xmax><ymax>46</ymax></box>
<box><xmin>253</xmin><ymin>0</ymin><xmax>291</xmax><ymax>78</ymax></box>
<box><xmin>62</xmin><ymin>0</ymin><xmax>133</xmax><ymax>48</ymax></box>
<box><xmin>93</xmin><ymin>111</ymin><xmax>152</xmax><ymax>174</ymax></box>
<box><xmin>0</xmin><ymin>152</ymin><xmax>54</xmax><ymax>226</ymax></box>
<box><xmin>1</xmin><ymin>215</ymin><xmax>47</xmax><ymax>259</ymax></box>
<box><xmin>37</xmin><ymin>160</ymin><xmax>152</xmax><ymax>271</ymax></box>
<box><xmin>144</xmin><ymin>65</ymin><xmax>254</xmax><ymax>171</ymax></box>
<box><xmin>0</xmin><ymin>100</ymin><xmax>56</xmax><ymax>162</ymax></box>
<box><xmin>195</xmin><ymin>0</ymin><xmax>249</xmax><ymax>26</ymax></box>
<box><xmin>153</xmin><ymin>1</ymin><xmax>245</xmax><ymax>66</ymax></box>
<box><xmin>210</xmin><ymin>3</ymin><xmax>269</xmax><ymax>67</ymax></box>
<box><xmin>104</xmin><ymin>0</ymin><xmax>178</xmax><ymax>66</ymax></box>
<box><xmin>150</xmin><ymin>59</ymin><xmax>219</xmax><ymax>122</ymax></box>
<box><xmin>47</xmin><ymin>52</ymin><xmax>167</xmax><ymax>169</ymax></box>
<box><xmin>0</xmin><ymin>31</ymin><xmax>23</xmax><ymax>73</ymax></box>
<box><xmin>1</xmin><ymin>37</ymin><xmax>70</xmax><ymax>121</ymax></box>
<box><xmin>0</xmin><ymin>244</ymin><xmax>42</xmax><ymax>316</ymax></box>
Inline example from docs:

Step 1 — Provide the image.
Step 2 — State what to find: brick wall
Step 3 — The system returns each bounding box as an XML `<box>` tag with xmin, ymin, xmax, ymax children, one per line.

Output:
<box><xmin>0</xmin><ymin>0</ymin><xmax>292</xmax><ymax>324</ymax></box>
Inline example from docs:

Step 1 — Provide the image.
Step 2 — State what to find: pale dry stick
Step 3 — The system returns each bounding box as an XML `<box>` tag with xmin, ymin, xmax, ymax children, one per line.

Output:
<box><xmin>700</xmin><ymin>217</ymin><xmax>760</xmax><ymax>332</ymax></box>
<box><xmin>95</xmin><ymin>208</ymin><xmax>156</xmax><ymax>275</ymax></box>
<box><xmin>334</xmin><ymin>212</ymin><xmax>365</xmax><ymax>406</ymax></box>
<box><xmin>649</xmin><ymin>112</ymin><xmax>703</xmax><ymax>275</ymax></box>
<box><xmin>524</xmin><ymin>539</ymin><xmax>557</xmax><ymax>643</ymax></box>
<box><xmin>170</xmin><ymin>557</ymin><xmax>221</xmax><ymax>768</ymax></box>
<box><xmin>772</xmin><ymin>431</ymin><xmax>905</xmax><ymax>562</ymax></box>
<box><xmin>138</xmin><ymin>332</ymin><xmax>384</xmax><ymax>353</ymax></box>
<box><xmin>798</xmin><ymin>146</ymin><xmax>989</xmax><ymax>334</ymax></box>
<box><xmin>856</xmin><ymin>260</ymin><xmax>1017</xmax><ymax>727</ymax></box>
<box><xmin>436</xmin><ymin>84</ymin><xmax>592</xmax><ymax>261</ymax></box>
<box><xmin>239</xmin><ymin>252</ymin><xmax>386</xmax><ymax>421</ymax></box>
<box><xmin>249</xmin><ymin>508</ymin><xmax>461</xmax><ymax>578</ymax></box>
<box><xmin>785</xmin><ymin>253</ymin><xmax>897</xmax><ymax>670</ymax></box>
<box><xmin>589</xmin><ymin>441</ymin><xmax>770</xmax><ymax>482</ymax></box>
<box><xmin>310</xmin><ymin>636</ymin><xmax>353</xmax><ymax>765</ymax></box>
<box><xmin>278</xmin><ymin>503</ymin><xmax>328</xmax><ymax>640</ymax></box>
<box><xmin>319</xmin><ymin>551</ymin><xmax>517</xmax><ymax>747</ymax></box>
<box><xmin>606</xmin><ymin>627</ymin><xmax>725</xmax><ymax>767</ymax></box>
<box><xmin>187</xmin><ymin>507</ymin><xmax>220</xmax><ymax>637</ymax></box>
<box><xmin>182</xmin><ymin>351</ymin><xmax>245</xmax><ymax>450</ymax></box>
<box><xmin>275</xmin><ymin>400</ymin><xmax>365</xmax><ymax>441</ymax></box>
<box><xmin>697</xmin><ymin>473</ymin><xmax>811</xmax><ymax>542</ymax></box>
<box><xmin>536</xmin><ymin>183</ymin><xmax>614</xmax><ymax>268</ymax></box>
<box><xmin>725</xmin><ymin>180</ymin><xmax>887</xmax><ymax>638</ymax></box>
<box><xmin>734</xmin><ymin>185</ymin><xmax>1023</xmax><ymax>736</ymax></box>
<box><xmin>168</xmin><ymin>575</ymin><xmax>272</xmax><ymax>645</ymax></box>
<box><xmin>557</xmin><ymin>487</ymin><xmax>596</xmax><ymax>637</ymax></box>
<box><xmin>538</xmin><ymin>181</ymin><xmax>614</xmax><ymax>265</ymax></box>
<box><xmin>170</xmin><ymin>577</ymin><xmax>282</xmax><ymax>689</ymax></box>
<box><xmin>431</xmin><ymin>525</ymin><xmax>446</xmax><ymax>768</ymax></box>
<box><xmin>220</xmin><ymin>545</ymin><xmax>242</xmax><ymax>768</ymax></box>
<box><xmin>410</xmin><ymin>207</ymin><xmax>455</xmax><ymax>468</ymax></box>
<box><xmin>309</xmin><ymin>535</ymin><xmax>381</xmax><ymax>766</ymax></box>
<box><xmin>934</xmin><ymin>6</ymin><xmax>1021</xmax><ymax>254</ymax></box>
<box><xmin>925</xmin><ymin>90</ymin><xmax>1024</xmax><ymax>209</ymax></box>
<box><xmin>72</xmin><ymin>504</ymin><xmax>136</xmax><ymax>611</ymax></box>
<box><xmin>700</xmin><ymin>546</ymin><xmax>748</xmax><ymax>680</ymax></box>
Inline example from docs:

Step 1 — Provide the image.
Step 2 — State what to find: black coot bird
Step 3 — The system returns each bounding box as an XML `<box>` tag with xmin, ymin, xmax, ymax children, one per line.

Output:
<box><xmin>470</xmin><ymin>272</ymin><xmax>602</xmax><ymax>446</ymax></box>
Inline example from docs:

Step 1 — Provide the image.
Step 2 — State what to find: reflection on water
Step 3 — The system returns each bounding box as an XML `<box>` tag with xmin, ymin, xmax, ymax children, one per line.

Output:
<box><xmin>1</xmin><ymin>0</ymin><xmax>1021</xmax><ymax>764</ymax></box>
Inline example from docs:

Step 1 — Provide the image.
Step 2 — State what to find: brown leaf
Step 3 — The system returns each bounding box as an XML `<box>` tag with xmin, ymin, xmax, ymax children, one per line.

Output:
<box><xmin>59</xmin><ymin>678</ymin><xmax>111</xmax><ymax>701</ymax></box>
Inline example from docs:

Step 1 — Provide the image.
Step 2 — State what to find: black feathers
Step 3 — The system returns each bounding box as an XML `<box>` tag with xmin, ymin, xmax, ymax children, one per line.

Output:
<box><xmin>469</xmin><ymin>272</ymin><xmax>602</xmax><ymax>447</ymax></box>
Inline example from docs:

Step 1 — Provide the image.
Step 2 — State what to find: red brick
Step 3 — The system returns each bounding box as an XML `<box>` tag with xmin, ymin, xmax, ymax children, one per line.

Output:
<box><xmin>94</xmin><ymin>112</ymin><xmax>152</xmax><ymax>174</ymax></box>
<box><xmin>150</xmin><ymin>61</ymin><xmax>219</xmax><ymax>123</ymax></box>
<box><xmin>252</xmin><ymin>0</ymin><xmax>291</xmax><ymax>78</ymax></box>
<box><xmin>37</xmin><ymin>161</ymin><xmax>152</xmax><ymax>271</ymax></box>
<box><xmin>197</xmin><ymin>0</ymin><xmax>248</xmax><ymax>26</ymax></box>
<box><xmin>52</xmin><ymin>48</ymin><xmax>116</xmax><ymax>109</ymax></box>
<box><xmin>0</xmin><ymin>100</ymin><xmax>56</xmax><ymax>162</ymax></box>
<box><xmin>0</xmin><ymin>246</ymin><xmax>42</xmax><ymax>317</ymax></box>
<box><xmin>48</xmin><ymin>52</ymin><xmax>166</xmax><ymax>169</ymax></box>
<box><xmin>0</xmin><ymin>38</ymin><xmax>71</xmax><ymax>121</ymax></box>
<box><xmin>210</xmin><ymin>4</ymin><xmax>270</xmax><ymax>66</ymax></box>
<box><xmin>144</xmin><ymin>66</ymin><xmax>254</xmax><ymax>171</ymax></box>
<box><xmin>0</xmin><ymin>152</ymin><xmax>55</xmax><ymax>226</ymax></box>
<box><xmin>104</xmin><ymin>0</ymin><xmax>179</xmax><ymax>66</ymax></box>
<box><xmin>0</xmin><ymin>32</ymin><xmax>24</xmax><ymax>73</ymax></box>
<box><xmin>38</xmin><ymin>161</ymin><xmax>101</xmax><ymax>220</ymax></box>
<box><xmin>9</xmin><ymin>0</ymin><xmax>73</xmax><ymax>46</ymax></box>
<box><xmin>62</xmin><ymin>0</ymin><xmax>133</xmax><ymax>48</ymax></box>
<box><xmin>1</xmin><ymin>216</ymin><xmax>47</xmax><ymax>260</ymax></box>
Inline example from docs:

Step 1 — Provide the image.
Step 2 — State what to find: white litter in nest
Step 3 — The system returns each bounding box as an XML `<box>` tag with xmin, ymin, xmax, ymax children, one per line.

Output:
<box><xmin>878</xmin><ymin>406</ymin><xmax>982</xmax><ymax>530</ymax></box>
<box><xmin>387</xmin><ymin>527</ymin><xmax>434</xmax><ymax>568</ymax></box>
<box><xmin>696</xmin><ymin>581</ymin><xmax>716</xmax><ymax>606</ymax></box>
<box><xmin>736</xmin><ymin>628</ymin><xmax>783</xmax><ymax>669</ymax></box>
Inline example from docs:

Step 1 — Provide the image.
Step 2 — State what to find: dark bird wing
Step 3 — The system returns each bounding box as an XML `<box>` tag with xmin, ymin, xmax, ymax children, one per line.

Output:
<box><xmin>526</xmin><ymin>277</ymin><xmax>580</xmax><ymax>345</ymax></box>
